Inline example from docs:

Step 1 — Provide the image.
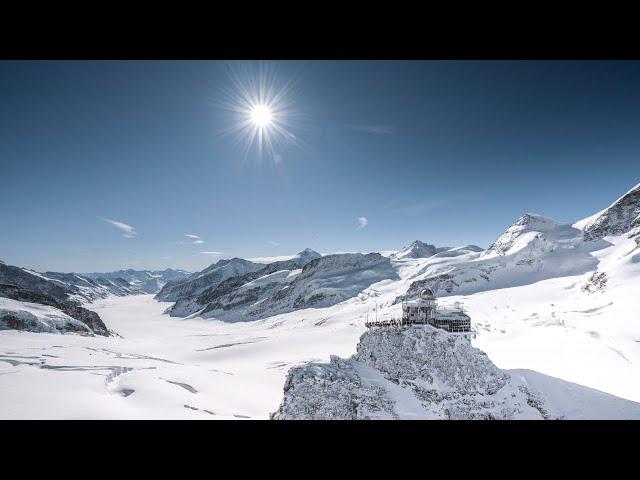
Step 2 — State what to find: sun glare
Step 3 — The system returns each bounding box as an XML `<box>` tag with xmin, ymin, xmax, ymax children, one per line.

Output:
<box><xmin>216</xmin><ymin>63</ymin><xmax>301</xmax><ymax>160</ymax></box>
<box><xmin>250</xmin><ymin>104</ymin><xmax>273</xmax><ymax>128</ymax></box>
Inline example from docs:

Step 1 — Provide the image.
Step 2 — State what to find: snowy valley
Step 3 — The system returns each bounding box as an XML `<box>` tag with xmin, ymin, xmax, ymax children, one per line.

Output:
<box><xmin>1</xmin><ymin>183</ymin><xmax>640</xmax><ymax>419</ymax></box>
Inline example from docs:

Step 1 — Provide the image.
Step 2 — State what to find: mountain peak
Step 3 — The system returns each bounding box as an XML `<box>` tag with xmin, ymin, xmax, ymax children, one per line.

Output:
<box><xmin>296</xmin><ymin>248</ymin><xmax>321</xmax><ymax>259</ymax></box>
<box><xmin>485</xmin><ymin>213</ymin><xmax>567</xmax><ymax>257</ymax></box>
<box><xmin>392</xmin><ymin>240</ymin><xmax>438</xmax><ymax>259</ymax></box>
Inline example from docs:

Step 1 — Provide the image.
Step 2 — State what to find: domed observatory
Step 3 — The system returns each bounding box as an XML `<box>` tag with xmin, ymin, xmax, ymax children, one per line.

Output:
<box><xmin>402</xmin><ymin>289</ymin><xmax>437</xmax><ymax>324</ymax></box>
<box><xmin>401</xmin><ymin>289</ymin><xmax>471</xmax><ymax>333</ymax></box>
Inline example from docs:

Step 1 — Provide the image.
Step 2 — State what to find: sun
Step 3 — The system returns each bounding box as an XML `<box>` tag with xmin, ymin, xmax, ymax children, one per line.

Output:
<box><xmin>250</xmin><ymin>104</ymin><xmax>273</xmax><ymax>128</ymax></box>
<box><xmin>216</xmin><ymin>62</ymin><xmax>302</xmax><ymax>160</ymax></box>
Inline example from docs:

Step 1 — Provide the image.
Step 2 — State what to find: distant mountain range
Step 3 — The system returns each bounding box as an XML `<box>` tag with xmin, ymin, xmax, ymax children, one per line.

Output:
<box><xmin>0</xmin><ymin>266</ymin><xmax>190</xmax><ymax>335</ymax></box>
<box><xmin>2</xmin><ymin>182</ymin><xmax>639</xmax><ymax>339</ymax></box>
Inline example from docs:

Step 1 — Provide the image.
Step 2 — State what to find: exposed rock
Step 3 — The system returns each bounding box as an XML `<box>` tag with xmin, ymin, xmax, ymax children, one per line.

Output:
<box><xmin>156</xmin><ymin>258</ymin><xmax>263</xmax><ymax>302</ymax></box>
<box><xmin>0</xmin><ymin>264</ymin><xmax>112</xmax><ymax>336</ymax></box>
<box><xmin>582</xmin><ymin>271</ymin><xmax>608</xmax><ymax>294</ymax></box>
<box><xmin>583</xmin><ymin>183</ymin><xmax>640</xmax><ymax>241</ymax></box>
<box><xmin>273</xmin><ymin>325</ymin><xmax>559</xmax><ymax>420</ymax></box>
<box><xmin>170</xmin><ymin>252</ymin><xmax>398</xmax><ymax>321</ymax></box>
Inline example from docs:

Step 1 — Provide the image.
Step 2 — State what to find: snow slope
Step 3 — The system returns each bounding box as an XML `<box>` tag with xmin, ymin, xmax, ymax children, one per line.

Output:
<box><xmin>274</xmin><ymin>325</ymin><xmax>640</xmax><ymax>419</ymax></box>
<box><xmin>0</xmin><ymin>297</ymin><xmax>92</xmax><ymax>335</ymax></box>
<box><xmin>1</xmin><ymin>183</ymin><xmax>639</xmax><ymax>418</ymax></box>
<box><xmin>0</xmin><ymin>294</ymin><xmax>365</xmax><ymax>419</ymax></box>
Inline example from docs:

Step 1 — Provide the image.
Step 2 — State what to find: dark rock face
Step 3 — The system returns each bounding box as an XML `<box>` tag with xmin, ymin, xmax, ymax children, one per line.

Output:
<box><xmin>156</xmin><ymin>258</ymin><xmax>263</xmax><ymax>302</ymax></box>
<box><xmin>0</xmin><ymin>280</ymin><xmax>110</xmax><ymax>337</ymax></box>
<box><xmin>584</xmin><ymin>183</ymin><xmax>640</xmax><ymax>241</ymax></box>
<box><xmin>166</xmin><ymin>252</ymin><xmax>397</xmax><ymax>321</ymax></box>
<box><xmin>0</xmin><ymin>264</ymin><xmax>69</xmax><ymax>303</ymax></box>
<box><xmin>582</xmin><ymin>271</ymin><xmax>608</xmax><ymax>294</ymax></box>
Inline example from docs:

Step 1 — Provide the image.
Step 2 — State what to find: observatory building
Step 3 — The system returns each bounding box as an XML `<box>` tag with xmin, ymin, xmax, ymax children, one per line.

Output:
<box><xmin>366</xmin><ymin>289</ymin><xmax>472</xmax><ymax>333</ymax></box>
<box><xmin>402</xmin><ymin>289</ymin><xmax>471</xmax><ymax>332</ymax></box>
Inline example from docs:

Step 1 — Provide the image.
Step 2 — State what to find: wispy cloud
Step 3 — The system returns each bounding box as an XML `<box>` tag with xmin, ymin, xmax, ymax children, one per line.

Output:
<box><xmin>201</xmin><ymin>251</ymin><xmax>223</xmax><ymax>256</ymax></box>
<box><xmin>170</xmin><ymin>234</ymin><xmax>205</xmax><ymax>245</ymax></box>
<box><xmin>98</xmin><ymin>217</ymin><xmax>137</xmax><ymax>238</ymax></box>
<box><xmin>267</xmin><ymin>240</ymin><xmax>280</xmax><ymax>247</ymax></box>
<box><xmin>357</xmin><ymin>216</ymin><xmax>368</xmax><ymax>229</ymax></box>
<box><xmin>184</xmin><ymin>234</ymin><xmax>205</xmax><ymax>244</ymax></box>
<box><xmin>345</xmin><ymin>124</ymin><xmax>395</xmax><ymax>135</ymax></box>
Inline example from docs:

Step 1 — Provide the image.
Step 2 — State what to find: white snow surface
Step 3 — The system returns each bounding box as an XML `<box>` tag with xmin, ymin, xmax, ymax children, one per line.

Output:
<box><xmin>274</xmin><ymin>325</ymin><xmax>640</xmax><ymax>419</ymax></box>
<box><xmin>1</xmin><ymin>185</ymin><xmax>640</xmax><ymax>418</ymax></box>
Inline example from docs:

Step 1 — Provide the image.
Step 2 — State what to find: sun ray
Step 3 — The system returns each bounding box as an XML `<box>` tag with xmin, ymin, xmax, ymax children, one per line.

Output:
<box><xmin>214</xmin><ymin>62</ymin><xmax>303</xmax><ymax>162</ymax></box>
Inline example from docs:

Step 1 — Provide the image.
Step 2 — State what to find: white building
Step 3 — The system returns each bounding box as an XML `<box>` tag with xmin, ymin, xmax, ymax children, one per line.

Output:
<box><xmin>401</xmin><ymin>289</ymin><xmax>471</xmax><ymax>333</ymax></box>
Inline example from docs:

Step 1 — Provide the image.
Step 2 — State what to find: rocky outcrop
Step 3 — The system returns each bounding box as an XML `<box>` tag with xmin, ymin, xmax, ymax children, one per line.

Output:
<box><xmin>0</xmin><ymin>264</ymin><xmax>111</xmax><ymax>336</ymax></box>
<box><xmin>0</xmin><ymin>298</ymin><xmax>93</xmax><ymax>335</ymax></box>
<box><xmin>274</xmin><ymin>325</ymin><xmax>640</xmax><ymax>420</ymax></box>
<box><xmin>583</xmin><ymin>183</ymin><xmax>640</xmax><ymax>241</ymax></box>
<box><xmin>273</xmin><ymin>325</ymin><xmax>560</xmax><ymax>419</ymax></box>
<box><xmin>0</xmin><ymin>283</ymin><xmax>110</xmax><ymax>336</ymax></box>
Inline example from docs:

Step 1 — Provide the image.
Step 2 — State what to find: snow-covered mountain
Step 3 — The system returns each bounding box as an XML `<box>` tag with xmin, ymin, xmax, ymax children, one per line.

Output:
<box><xmin>0</xmin><ymin>263</ymin><xmax>110</xmax><ymax>336</ymax></box>
<box><xmin>400</xmin><ymin>213</ymin><xmax>607</xmax><ymax>301</ymax></box>
<box><xmin>156</xmin><ymin>258</ymin><xmax>264</xmax><ymax>302</ymax></box>
<box><xmin>580</xmin><ymin>182</ymin><xmax>640</xmax><ymax>241</ymax></box>
<box><xmin>391</xmin><ymin>240</ymin><xmax>447</xmax><ymax>259</ymax></box>
<box><xmin>84</xmin><ymin>269</ymin><xmax>190</xmax><ymax>295</ymax></box>
<box><xmin>2</xmin><ymin>182</ymin><xmax>640</xmax><ymax>418</ymax></box>
<box><xmin>273</xmin><ymin>325</ymin><xmax>640</xmax><ymax>419</ymax></box>
<box><xmin>167</xmin><ymin>251</ymin><xmax>397</xmax><ymax>321</ymax></box>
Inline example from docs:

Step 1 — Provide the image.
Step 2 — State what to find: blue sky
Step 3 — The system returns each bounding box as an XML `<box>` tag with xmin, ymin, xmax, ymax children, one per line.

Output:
<box><xmin>1</xmin><ymin>60</ymin><xmax>639</xmax><ymax>273</ymax></box>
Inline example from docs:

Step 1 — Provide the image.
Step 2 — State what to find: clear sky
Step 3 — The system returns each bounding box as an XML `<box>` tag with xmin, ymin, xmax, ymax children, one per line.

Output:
<box><xmin>2</xmin><ymin>60</ymin><xmax>640</xmax><ymax>273</ymax></box>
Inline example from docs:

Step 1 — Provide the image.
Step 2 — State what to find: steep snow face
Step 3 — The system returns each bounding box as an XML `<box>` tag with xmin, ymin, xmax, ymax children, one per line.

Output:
<box><xmin>579</xmin><ymin>183</ymin><xmax>640</xmax><ymax>241</ymax></box>
<box><xmin>156</xmin><ymin>258</ymin><xmax>262</xmax><ymax>302</ymax></box>
<box><xmin>274</xmin><ymin>325</ymin><xmax>640</xmax><ymax>419</ymax></box>
<box><xmin>484</xmin><ymin>213</ymin><xmax>582</xmax><ymax>258</ymax></box>
<box><xmin>402</xmin><ymin>213</ymin><xmax>601</xmax><ymax>300</ymax></box>
<box><xmin>171</xmin><ymin>249</ymin><xmax>390</xmax><ymax>321</ymax></box>
<box><xmin>168</xmin><ymin>250</ymin><xmax>387</xmax><ymax>322</ymax></box>
<box><xmin>244</xmin><ymin>253</ymin><xmax>398</xmax><ymax>317</ymax></box>
<box><xmin>392</xmin><ymin>241</ymin><xmax>442</xmax><ymax>259</ymax></box>
<box><xmin>0</xmin><ymin>297</ymin><xmax>92</xmax><ymax>335</ymax></box>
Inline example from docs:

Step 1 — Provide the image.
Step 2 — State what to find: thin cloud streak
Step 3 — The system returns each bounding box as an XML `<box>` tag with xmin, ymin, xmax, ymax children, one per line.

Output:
<box><xmin>200</xmin><ymin>251</ymin><xmax>223</xmax><ymax>256</ymax></box>
<box><xmin>98</xmin><ymin>217</ymin><xmax>137</xmax><ymax>238</ymax></box>
<box><xmin>184</xmin><ymin>234</ymin><xmax>205</xmax><ymax>244</ymax></box>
